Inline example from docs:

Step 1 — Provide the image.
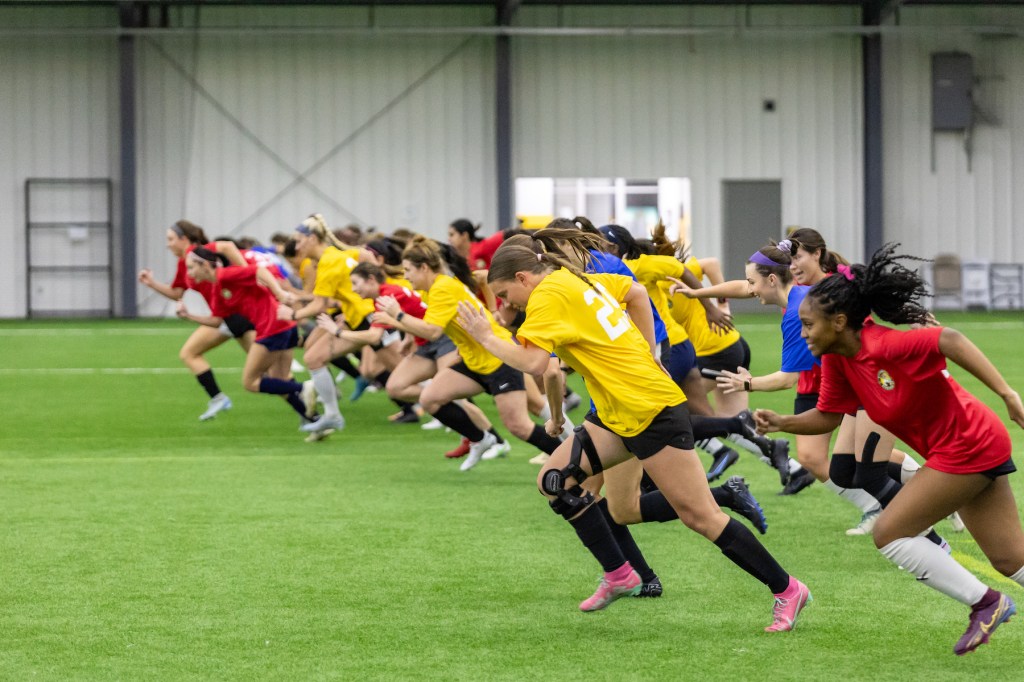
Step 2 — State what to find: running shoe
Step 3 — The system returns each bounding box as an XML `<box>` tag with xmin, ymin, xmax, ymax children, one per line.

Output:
<box><xmin>304</xmin><ymin>428</ymin><xmax>335</xmax><ymax>443</ymax></box>
<box><xmin>444</xmin><ymin>437</ymin><xmax>470</xmax><ymax>459</ymax></box>
<box><xmin>199</xmin><ymin>393</ymin><xmax>232</xmax><ymax>421</ymax></box>
<box><xmin>954</xmin><ymin>591</ymin><xmax>1016</xmax><ymax>655</ymax></box>
<box><xmin>349</xmin><ymin>377</ymin><xmax>371</xmax><ymax>401</ymax></box>
<box><xmin>765</xmin><ymin>578</ymin><xmax>812</xmax><ymax>632</ymax></box>
<box><xmin>722</xmin><ymin>476</ymin><xmax>768</xmax><ymax>535</ymax></box>
<box><xmin>389</xmin><ymin>408</ymin><xmax>420</xmax><ymax>424</ymax></box>
<box><xmin>460</xmin><ymin>432</ymin><xmax>497</xmax><ymax>471</ymax></box>
<box><xmin>706</xmin><ymin>447</ymin><xmax>740</xmax><ymax>482</ymax></box>
<box><xmin>579</xmin><ymin>568</ymin><xmax>642</xmax><ymax>612</ymax></box>
<box><xmin>778</xmin><ymin>469</ymin><xmax>815</xmax><ymax>496</ymax></box>
<box><xmin>770</xmin><ymin>440</ymin><xmax>793</xmax><ymax>486</ymax></box>
<box><xmin>482</xmin><ymin>439</ymin><xmax>512</xmax><ymax>460</ymax></box>
<box><xmin>300</xmin><ymin>414</ymin><xmax>346</xmax><ymax>433</ymax></box>
<box><xmin>300</xmin><ymin>380</ymin><xmax>318</xmax><ymax>420</ymax></box>
<box><xmin>563</xmin><ymin>392</ymin><xmax>583</xmax><ymax>413</ymax></box>
<box><xmin>846</xmin><ymin>509</ymin><xmax>881</xmax><ymax>536</ymax></box>
<box><xmin>421</xmin><ymin>417</ymin><xmax>443</xmax><ymax>430</ymax></box>
<box><xmin>635</xmin><ymin>575</ymin><xmax>663</xmax><ymax>598</ymax></box>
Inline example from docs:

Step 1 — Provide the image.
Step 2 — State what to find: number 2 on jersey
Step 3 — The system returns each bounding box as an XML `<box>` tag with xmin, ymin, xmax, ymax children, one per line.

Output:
<box><xmin>584</xmin><ymin>283</ymin><xmax>630</xmax><ymax>341</ymax></box>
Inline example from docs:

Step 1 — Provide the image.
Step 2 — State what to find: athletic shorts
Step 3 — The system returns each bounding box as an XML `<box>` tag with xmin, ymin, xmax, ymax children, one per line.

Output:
<box><xmin>449</xmin><ymin>360</ymin><xmax>525</xmax><ymax>396</ymax></box>
<box><xmin>665</xmin><ymin>340</ymin><xmax>698</xmax><ymax>386</ymax></box>
<box><xmin>585</xmin><ymin>403</ymin><xmax>695</xmax><ymax>459</ymax></box>
<box><xmin>218</xmin><ymin>313</ymin><xmax>255</xmax><ymax>338</ymax></box>
<box><xmin>982</xmin><ymin>457</ymin><xmax>1017</xmax><ymax>479</ymax></box>
<box><xmin>794</xmin><ymin>392</ymin><xmax>819</xmax><ymax>415</ymax></box>
<box><xmin>257</xmin><ymin>326</ymin><xmax>299</xmax><ymax>352</ymax></box>
<box><xmin>414</xmin><ymin>335</ymin><xmax>458</xmax><ymax>361</ymax></box>
<box><xmin>697</xmin><ymin>337</ymin><xmax>751</xmax><ymax>374</ymax></box>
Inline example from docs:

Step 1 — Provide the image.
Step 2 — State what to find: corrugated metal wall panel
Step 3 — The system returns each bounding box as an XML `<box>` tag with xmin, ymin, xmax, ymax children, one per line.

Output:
<box><xmin>513</xmin><ymin>6</ymin><xmax>864</xmax><ymax>264</ymax></box>
<box><xmin>0</xmin><ymin>6</ymin><xmax>116</xmax><ymax>317</ymax></box>
<box><xmin>883</xmin><ymin>7</ymin><xmax>1024</xmax><ymax>264</ymax></box>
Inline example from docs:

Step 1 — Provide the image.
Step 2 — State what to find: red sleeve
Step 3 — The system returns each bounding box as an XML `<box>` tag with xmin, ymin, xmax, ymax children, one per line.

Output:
<box><xmin>171</xmin><ymin>259</ymin><xmax>188</xmax><ymax>289</ymax></box>
<box><xmin>880</xmin><ymin>325</ymin><xmax>943</xmax><ymax>364</ymax></box>
<box><xmin>372</xmin><ymin>285</ymin><xmax>426</xmax><ymax>328</ymax></box>
<box><xmin>816</xmin><ymin>354</ymin><xmax>860</xmax><ymax>414</ymax></box>
<box><xmin>217</xmin><ymin>265</ymin><xmax>258</xmax><ymax>287</ymax></box>
<box><xmin>469</xmin><ymin>232</ymin><xmax>505</xmax><ymax>269</ymax></box>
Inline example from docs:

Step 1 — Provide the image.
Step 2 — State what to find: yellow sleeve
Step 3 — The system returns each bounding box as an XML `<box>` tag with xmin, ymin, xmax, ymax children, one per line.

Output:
<box><xmin>517</xmin><ymin>287</ymin><xmax>578</xmax><ymax>352</ymax></box>
<box><xmin>684</xmin><ymin>256</ymin><xmax>703</xmax><ymax>280</ymax></box>
<box><xmin>588</xmin><ymin>273</ymin><xmax>634</xmax><ymax>305</ymax></box>
<box><xmin>312</xmin><ymin>251</ymin><xmax>343</xmax><ymax>299</ymax></box>
<box><xmin>423</xmin><ymin>281</ymin><xmax>457</xmax><ymax>329</ymax></box>
<box><xmin>645</xmin><ymin>255</ymin><xmax>687</xmax><ymax>279</ymax></box>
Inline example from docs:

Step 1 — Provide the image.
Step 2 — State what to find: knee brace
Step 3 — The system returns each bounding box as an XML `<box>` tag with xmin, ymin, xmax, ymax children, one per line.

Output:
<box><xmin>829</xmin><ymin>453</ymin><xmax>857</xmax><ymax>488</ymax></box>
<box><xmin>542</xmin><ymin>425</ymin><xmax>603</xmax><ymax>520</ymax></box>
<box><xmin>853</xmin><ymin>432</ymin><xmax>900</xmax><ymax>507</ymax></box>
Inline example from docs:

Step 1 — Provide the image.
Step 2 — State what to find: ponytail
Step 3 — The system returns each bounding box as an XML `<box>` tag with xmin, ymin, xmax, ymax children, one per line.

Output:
<box><xmin>807</xmin><ymin>243</ymin><xmax>930</xmax><ymax>329</ymax></box>
<box><xmin>488</xmin><ymin>227</ymin><xmax>601</xmax><ymax>289</ymax></box>
<box><xmin>299</xmin><ymin>214</ymin><xmax>345</xmax><ymax>250</ymax></box>
<box><xmin>172</xmin><ymin>220</ymin><xmax>208</xmax><ymax>246</ymax></box>
<box><xmin>784</xmin><ymin>227</ymin><xmax>849</xmax><ymax>274</ymax></box>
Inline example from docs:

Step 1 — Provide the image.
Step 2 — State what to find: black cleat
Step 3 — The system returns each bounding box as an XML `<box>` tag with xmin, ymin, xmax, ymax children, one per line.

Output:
<box><xmin>706</xmin><ymin>447</ymin><xmax>740</xmax><ymax>482</ymax></box>
<box><xmin>722</xmin><ymin>476</ymin><xmax>768</xmax><ymax>534</ymax></box>
<box><xmin>778</xmin><ymin>469</ymin><xmax>815</xmax><ymax>496</ymax></box>
<box><xmin>770</xmin><ymin>439</ymin><xmax>792</xmax><ymax>486</ymax></box>
<box><xmin>736</xmin><ymin>410</ymin><xmax>791</xmax><ymax>485</ymax></box>
<box><xmin>635</xmin><ymin>575</ymin><xmax>663</xmax><ymax>598</ymax></box>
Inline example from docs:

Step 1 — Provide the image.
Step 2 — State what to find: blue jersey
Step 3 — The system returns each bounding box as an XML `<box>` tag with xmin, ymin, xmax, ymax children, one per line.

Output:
<box><xmin>586</xmin><ymin>250</ymin><xmax>668</xmax><ymax>345</ymax></box>
<box><xmin>780</xmin><ymin>285</ymin><xmax>819</xmax><ymax>373</ymax></box>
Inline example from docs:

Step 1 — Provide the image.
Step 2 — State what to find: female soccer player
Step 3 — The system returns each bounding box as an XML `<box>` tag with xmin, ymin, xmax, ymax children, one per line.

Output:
<box><xmin>447</xmin><ymin>218</ymin><xmax>506</xmax><ymax>271</ymax></box>
<box><xmin>375</xmin><ymin>236</ymin><xmax>561</xmax><ymax>471</ymax></box>
<box><xmin>176</xmin><ymin>248</ymin><xmax>314</xmax><ymax>424</ymax></box>
<box><xmin>755</xmin><ymin>244</ymin><xmax>1024</xmax><ymax>655</ymax></box>
<box><xmin>457</xmin><ymin>229</ymin><xmax>810</xmax><ymax>631</ymax></box>
<box><xmin>137</xmin><ymin>220</ymin><xmax>251</xmax><ymax>421</ymax></box>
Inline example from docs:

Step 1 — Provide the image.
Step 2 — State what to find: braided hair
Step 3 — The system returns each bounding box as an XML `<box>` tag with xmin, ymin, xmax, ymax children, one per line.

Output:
<box><xmin>806</xmin><ymin>243</ymin><xmax>931</xmax><ymax>330</ymax></box>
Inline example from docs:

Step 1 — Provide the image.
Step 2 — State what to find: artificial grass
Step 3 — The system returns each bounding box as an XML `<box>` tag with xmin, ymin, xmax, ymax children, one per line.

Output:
<box><xmin>1</xmin><ymin>313</ymin><xmax>1022</xmax><ymax>680</ymax></box>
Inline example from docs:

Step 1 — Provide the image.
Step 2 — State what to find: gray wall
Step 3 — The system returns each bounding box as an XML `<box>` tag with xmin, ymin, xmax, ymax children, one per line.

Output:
<box><xmin>1</xmin><ymin>4</ymin><xmax>1023</xmax><ymax>317</ymax></box>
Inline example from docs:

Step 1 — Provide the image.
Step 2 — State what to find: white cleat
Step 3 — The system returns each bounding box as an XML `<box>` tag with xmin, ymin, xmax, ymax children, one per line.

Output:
<box><xmin>304</xmin><ymin>428</ymin><xmax>336</xmax><ymax>443</ymax></box>
<box><xmin>290</xmin><ymin>359</ymin><xmax>306</xmax><ymax>375</ymax></box>
<box><xmin>460</xmin><ymin>432</ymin><xmax>497</xmax><ymax>471</ymax></box>
<box><xmin>528</xmin><ymin>452</ymin><xmax>550</xmax><ymax>465</ymax></box>
<box><xmin>482</xmin><ymin>439</ymin><xmax>512</xmax><ymax>460</ymax></box>
<box><xmin>846</xmin><ymin>509</ymin><xmax>881</xmax><ymax>536</ymax></box>
<box><xmin>300</xmin><ymin>380</ymin><xmax>318</xmax><ymax>419</ymax></box>
<box><xmin>199</xmin><ymin>393</ymin><xmax>232</xmax><ymax>421</ymax></box>
<box><xmin>300</xmin><ymin>414</ymin><xmax>346</xmax><ymax>433</ymax></box>
<box><xmin>421</xmin><ymin>418</ymin><xmax>443</xmax><ymax>431</ymax></box>
<box><xmin>948</xmin><ymin>511</ymin><xmax>966</xmax><ymax>533</ymax></box>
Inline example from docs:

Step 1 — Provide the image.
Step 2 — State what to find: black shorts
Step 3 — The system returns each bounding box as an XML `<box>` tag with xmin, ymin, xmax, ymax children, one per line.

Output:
<box><xmin>585</xmin><ymin>403</ymin><xmax>695</xmax><ymax>459</ymax></box>
<box><xmin>982</xmin><ymin>457</ymin><xmax>1017</xmax><ymax>480</ymax></box>
<box><xmin>449</xmin><ymin>360</ymin><xmax>525</xmax><ymax>396</ymax></box>
<box><xmin>223</xmin><ymin>313</ymin><xmax>255</xmax><ymax>338</ymax></box>
<box><xmin>414</xmin><ymin>335</ymin><xmax>458</xmax><ymax>361</ymax></box>
<box><xmin>794</xmin><ymin>392</ymin><xmax>819</xmax><ymax>415</ymax></box>
<box><xmin>697</xmin><ymin>337</ymin><xmax>751</xmax><ymax>374</ymax></box>
<box><xmin>257</xmin><ymin>326</ymin><xmax>299</xmax><ymax>351</ymax></box>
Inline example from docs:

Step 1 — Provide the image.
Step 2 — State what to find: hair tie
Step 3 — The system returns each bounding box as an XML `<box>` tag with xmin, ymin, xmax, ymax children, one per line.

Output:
<box><xmin>837</xmin><ymin>264</ymin><xmax>855</xmax><ymax>281</ymax></box>
<box><xmin>537</xmin><ymin>252</ymin><xmax>543</xmax><ymax>262</ymax></box>
<box><xmin>170</xmin><ymin>224</ymin><xmax>185</xmax><ymax>237</ymax></box>
<box><xmin>777</xmin><ymin>239</ymin><xmax>792</xmax><ymax>253</ymax></box>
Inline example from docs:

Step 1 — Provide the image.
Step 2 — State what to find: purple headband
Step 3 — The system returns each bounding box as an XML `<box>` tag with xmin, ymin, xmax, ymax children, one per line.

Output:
<box><xmin>295</xmin><ymin>223</ymin><xmax>312</xmax><ymax>236</ymax></box>
<box><xmin>749</xmin><ymin>251</ymin><xmax>785</xmax><ymax>268</ymax></box>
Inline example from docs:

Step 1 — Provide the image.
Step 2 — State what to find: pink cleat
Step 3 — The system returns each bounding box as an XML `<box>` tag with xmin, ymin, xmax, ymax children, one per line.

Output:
<box><xmin>579</xmin><ymin>566</ymin><xmax>642</xmax><ymax>612</ymax></box>
<box><xmin>765</xmin><ymin>577</ymin><xmax>812</xmax><ymax>632</ymax></box>
<box><xmin>954</xmin><ymin>590</ymin><xmax>1016</xmax><ymax>655</ymax></box>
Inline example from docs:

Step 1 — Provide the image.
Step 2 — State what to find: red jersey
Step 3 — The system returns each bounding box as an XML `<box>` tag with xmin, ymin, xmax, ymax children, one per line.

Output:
<box><xmin>468</xmin><ymin>232</ymin><xmax>505</xmax><ymax>270</ymax></box>
<box><xmin>209</xmin><ymin>265</ymin><xmax>295</xmax><ymax>341</ymax></box>
<box><xmin>172</xmin><ymin>243</ymin><xmax>217</xmax><ymax>304</ymax></box>
<box><xmin>817</xmin><ymin>321</ymin><xmax>1011</xmax><ymax>474</ymax></box>
<box><xmin>797</xmin><ymin>365</ymin><xmax>822</xmax><ymax>395</ymax></box>
<box><xmin>373</xmin><ymin>283</ymin><xmax>428</xmax><ymax>346</ymax></box>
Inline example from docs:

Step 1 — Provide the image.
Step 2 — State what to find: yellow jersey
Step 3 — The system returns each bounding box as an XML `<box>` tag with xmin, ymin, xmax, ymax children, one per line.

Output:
<box><xmin>668</xmin><ymin>257</ymin><xmax>740</xmax><ymax>356</ymax></box>
<box><xmin>423</xmin><ymin>274</ymin><xmax>511</xmax><ymax>374</ymax></box>
<box><xmin>386</xmin><ymin>276</ymin><xmax>415</xmax><ymax>291</ymax></box>
<box><xmin>313</xmin><ymin>247</ymin><xmax>375</xmax><ymax>328</ymax></box>
<box><xmin>623</xmin><ymin>254</ymin><xmax>690</xmax><ymax>346</ymax></box>
<box><xmin>517</xmin><ymin>269</ymin><xmax>684</xmax><ymax>437</ymax></box>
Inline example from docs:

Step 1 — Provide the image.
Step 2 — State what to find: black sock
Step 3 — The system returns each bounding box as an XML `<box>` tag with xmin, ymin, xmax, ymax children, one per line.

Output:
<box><xmin>331</xmin><ymin>355</ymin><xmax>361</xmax><ymax>379</ymax></box>
<box><xmin>196</xmin><ymin>370</ymin><xmax>221</xmax><ymax>399</ymax></box>
<box><xmin>596</xmin><ymin>499</ymin><xmax>655</xmax><ymax>583</ymax></box>
<box><xmin>284</xmin><ymin>392</ymin><xmax>308</xmax><ymax>417</ymax></box>
<box><xmin>830</xmin><ymin>453</ymin><xmax>857</xmax><ymax>488</ymax></box>
<box><xmin>710</xmin><ymin>486</ymin><xmax>732</xmax><ymax>509</ymax></box>
<box><xmin>431</xmin><ymin>402</ymin><xmax>485</xmax><ymax>442</ymax></box>
<box><xmin>887</xmin><ymin>461</ymin><xmax>904</xmax><ymax>483</ymax></box>
<box><xmin>375</xmin><ymin>372</ymin><xmax>411</xmax><ymax>410</ymax></box>
<box><xmin>374</xmin><ymin>371</ymin><xmax>392</xmax><ymax>389</ymax></box>
<box><xmin>639</xmin><ymin>491</ymin><xmax>678</xmax><ymax>523</ymax></box>
<box><xmin>489</xmin><ymin>427</ymin><xmax>506</xmax><ymax>444</ymax></box>
<box><xmin>713</xmin><ymin>518</ymin><xmax>790</xmax><ymax>594</ymax></box>
<box><xmin>689</xmin><ymin>415</ymin><xmax>737</xmax><ymax>441</ymax></box>
<box><xmin>568</xmin><ymin>503</ymin><xmax>627</xmax><ymax>573</ymax></box>
<box><xmin>853</xmin><ymin>460</ymin><xmax>900</xmax><ymax>507</ymax></box>
<box><xmin>526</xmin><ymin>424</ymin><xmax>561</xmax><ymax>454</ymax></box>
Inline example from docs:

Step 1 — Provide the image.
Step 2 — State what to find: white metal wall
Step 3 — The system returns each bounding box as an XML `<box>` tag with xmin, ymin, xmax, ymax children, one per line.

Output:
<box><xmin>0</xmin><ymin>8</ymin><xmax>118</xmax><ymax>318</ymax></box>
<box><xmin>513</xmin><ymin>5</ymin><xmax>865</xmax><ymax>265</ymax></box>
<box><xmin>883</xmin><ymin>6</ymin><xmax>1024</xmax><ymax>263</ymax></box>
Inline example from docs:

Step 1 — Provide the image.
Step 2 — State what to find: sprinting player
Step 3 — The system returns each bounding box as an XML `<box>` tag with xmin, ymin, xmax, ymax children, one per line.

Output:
<box><xmin>138</xmin><ymin>220</ymin><xmax>251</xmax><ymax>421</ymax></box>
<box><xmin>375</xmin><ymin>236</ymin><xmax>562</xmax><ymax>471</ymax></box>
<box><xmin>457</xmin><ymin>229</ymin><xmax>810</xmax><ymax>630</ymax></box>
<box><xmin>755</xmin><ymin>244</ymin><xmax>1023</xmax><ymax>655</ymax></box>
<box><xmin>176</xmin><ymin>248</ymin><xmax>315</xmax><ymax>425</ymax></box>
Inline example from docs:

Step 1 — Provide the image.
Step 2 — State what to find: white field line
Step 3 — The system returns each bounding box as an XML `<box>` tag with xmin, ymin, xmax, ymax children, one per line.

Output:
<box><xmin>0</xmin><ymin>367</ymin><xmax>242</xmax><ymax>375</ymax></box>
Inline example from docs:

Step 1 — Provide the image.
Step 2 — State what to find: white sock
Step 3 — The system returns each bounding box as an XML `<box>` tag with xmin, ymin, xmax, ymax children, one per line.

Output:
<box><xmin>880</xmin><ymin>536</ymin><xmax>988</xmax><ymax>605</ymax></box>
<box><xmin>560</xmin><ymin>413</ymin><xmax>575</xmax><ymax>441</ymax></box>
<box><xmin>824</xmin><ymin>479</ymin><xmax>881</xmax><ymax>514</ymax></box>
<box><xmin>788</xmin><ymin>458</ymin><xmax>803</xmax><ymax>475</ymax></box>
<box><xmin>1011</xmin><ymin>566</ymin><xmax>1024</xmax><ymax>588</ymax></box>
<box><xmin>697</xmin><ymin>438</ymin><xmax>727</xmax><ymax>456</ymax></box>
<box><xmin>310</xmin><ymin>367</ymin><xmax>341</xmax><ymax>419</ymax></box>
<box><xmin>538</xmin><ymin>403</ymin><xmax>552</xmax><ymax>421</ymax></box>
<box><xmin>900</xmin><ymin>455</ymin><xmax>922</xmax><ymax>484</ymax></box>
<box><xmin>726</xmin><ymin>433</ymin><xmax>762</xmax><ymax>457</ymax></box>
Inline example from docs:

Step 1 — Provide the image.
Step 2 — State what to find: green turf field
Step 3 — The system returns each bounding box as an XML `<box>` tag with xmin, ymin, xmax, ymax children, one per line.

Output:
<box><xmin>2</xmin><ymin>312</ymin><xmax>1023</xmax><ymax>680</ymax></box>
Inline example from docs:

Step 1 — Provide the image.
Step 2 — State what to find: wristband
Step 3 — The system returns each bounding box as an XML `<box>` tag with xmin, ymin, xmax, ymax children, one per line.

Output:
<box><xmin>744</xmin><ymin>379</ymin><xmax>752</xmax><ymax>392</ymax></box>
<box><xmin>396</xmin><ymin>311</ymin><xmax>405</xmax><ymax>323</ymax></box>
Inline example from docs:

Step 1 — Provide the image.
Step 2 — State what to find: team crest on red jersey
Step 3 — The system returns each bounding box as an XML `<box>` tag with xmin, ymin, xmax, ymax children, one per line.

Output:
<box><xmin>221</xmin><ymin>289</ymin><xmax>233</xmax><ymax>299</ymax></box>
<box><xmin>877</xmin><ymin>369</ymin><xmax>895</xmax><ymax>391</ymax></box>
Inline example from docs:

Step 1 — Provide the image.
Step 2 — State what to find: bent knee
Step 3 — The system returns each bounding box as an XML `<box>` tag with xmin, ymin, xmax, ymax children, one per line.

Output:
<box><xmin>677</xmin><ymin>507</ymin><xmax>728</xmax><ymax>539</ymax></box>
